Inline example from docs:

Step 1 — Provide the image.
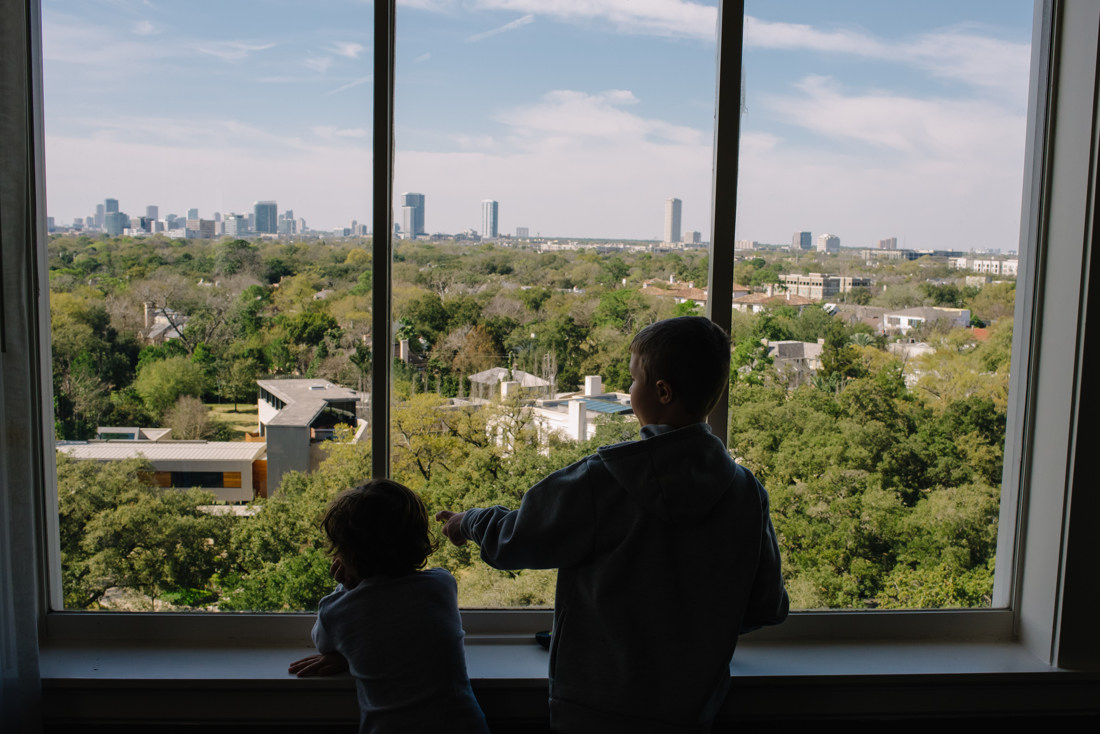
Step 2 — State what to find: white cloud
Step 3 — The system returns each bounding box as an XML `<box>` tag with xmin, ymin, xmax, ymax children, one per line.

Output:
<box><xmin>132</xmin><ymin>20</ymin><xmax>158</xmax><ymax>36</ymax></box>
<box><xmin>303</xmin><ymin>56</ymin><xmax>334</xmax><ymax>73</ymax></box>
<box><xmin>313</xmin><ymin>126</ymin><xmax>369</xmax><ymax>139</ymax></box>
<box><xmin>762</xmin><ymin>75</ymin><xmax>1021</xmax><ymax>159</ymax></box>
<box><xmin>744</xmin><ymin>16</ymin><xmax>1029</xmax><ymax>101</ymax></box>
<box><xmin>329</xmin><ymin>41</ymin><xmax>366</xmax><ymax>59</ymax></box>
<box><xmin>326</xmin><ymin>75</ymin><xmax>373</xmax><ymax>95</ymax></box>
<box><xmin>496</xmin><ymin>89</ymin><xmax>704</xmax><ymax>147</ymax></box>
<box><xmin>473</xmin><ymin>0</ymin><xmax>717</xmax><ymax>39</ymax></box>
<box><xmin>467</xmin><ymin>14</ymin><xmax>535</xmax><ymax>43</ymax></box>
<box><xmin>193</xmin><ymin>41</ymin><xmax>276</xmax><ymax>62</ymax></box>
<box><xmin>414</xmin><ymin>52</ymin><xmax>432</xmax><ymax>63</ymax></box>
<box><xmin>736</xmin><ymin>75</ymin><xmax>1027</xmax><ymax>250</ymax></box>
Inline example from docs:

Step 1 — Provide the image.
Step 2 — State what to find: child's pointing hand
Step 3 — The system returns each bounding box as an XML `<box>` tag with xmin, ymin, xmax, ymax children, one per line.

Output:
<box><xmin>435</xmin><ymin>510</ymin><xmax>467</xmax><ymax>546</ymax></box>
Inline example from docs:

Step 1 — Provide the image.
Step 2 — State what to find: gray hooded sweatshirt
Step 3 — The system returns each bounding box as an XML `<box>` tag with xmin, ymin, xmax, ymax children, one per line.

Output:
<box><xmin>461</xmin><ymin>422</ymin><xmax>788</xmax><ymax>733</ymax></box>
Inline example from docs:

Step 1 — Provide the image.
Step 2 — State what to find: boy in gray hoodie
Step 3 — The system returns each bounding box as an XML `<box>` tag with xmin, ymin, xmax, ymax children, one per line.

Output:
<box><xmin>437</xmin><ymin>316</ymin><xmax>788</xmax><ymax>733</ymax></box>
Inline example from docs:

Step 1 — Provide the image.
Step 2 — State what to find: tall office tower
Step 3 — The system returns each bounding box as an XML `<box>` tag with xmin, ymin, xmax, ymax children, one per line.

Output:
<box><xmin>104</xmin><ymin>211</ymin><xmax>127</xmax><ymax>236</ymax></box>
<box><xmin>105</xmin><ymin>198</ymin><xmax>119</xmax><ymax>214</ymax></box>
<box><xmin>401</xmin><ymin>192</ymin><xmax>425</xmax><ymax>237</ymax></box>
<box><xmin>95</xmin><ymin>204</ymin><xmax>105</xmax><ymax>229</ymax></box>
<box><xmin>878</xmin><ymin>236</ymin><xmax>898</xmax><ymax>250</ymax></box>
<box><xmin>792</xmin><ymin>231</ymin><xmax>812</xmax><ymax>250</ymax></box>
<box><xmin>816</xmin><ymin>233</ymin><xmax>841</xmax><ymax>252</ymax></box>
<box><xmin>254</xmin><ymin>201</ymin><xmax>278</xmax><ymax>234</ymax></box>
<box><xmin>516</xmin><ymin>226</ymin><xmax>529</xmax><ymax>239</ymax></box>
<box><xmin>224</xmin><ymin>213</ymin><xmax>248</xmax><ymax>237</ymax></box>
<box><xmin>664</xmin><ymin>198</ymin><xmax>682</xmax><ymax>244</ymax></box>
<box><xmin>187</xmin><ymin>207</ymin><xmax>199</xmax><ymax>220</ymax></box>
<box><xmin>285</xmin><ymin>209</ymin><xmax>293</xmax><ymax>221</ymax></box>
<box><xmin>145</xmin><ymin>205</ymin><xmax>158</xmax><ymax>222</ymax></box>
<box><xmin>481</xmin><ymin>200</ymin><xmax>499</xmax><ymax>238</ymax></box>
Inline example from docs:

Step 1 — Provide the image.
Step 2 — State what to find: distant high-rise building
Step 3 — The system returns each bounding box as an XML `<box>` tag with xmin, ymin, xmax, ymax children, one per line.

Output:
<box><xmin>105</xmin><ymin>198</ymin><xmax>119</xmax><ymax>214</ymax></box>
<box><xmin>816</xmin><ymin>233</ymin><xmax>840</xmax><ymax>253</ymax></box>
<box><xmin>95</xmin><ymin>204</ymin><xmax>105</xmax><ymax>229</ymax></box>
<box><xmin>145</xmin><ymin>205</ymin><xmax>158</xmax><ymax>222</ymax></box>
<box><xmin>187</xmin><ymin>207</ymin><xmax>199</xmax><ymax>220</ymax></box>
<box><xmin>401</xmin><ymin>192</ymin><xmax>425</xmax><ymax>237</ymax></box>
<box><xmin>104</xmin><ymin>211</ymin><xmax>127</xmax><ymax>236</ymax></box>
<box><xmin>254</xmin><ymin>201</ymin><xmax>277</xmax><ymax>234</ymax></box>
<box><xmin>683</xmin><ymin>230</ymin><xmax>702</xmax><ymax>245</ymax></box>
<box><xmin>186</xmin><ymin>218</ymin><xmax>215</xmax><ymax>239</ymax></box>
<box><xmin>736</xmin><ymin>239</ymin><xmax>757</xmax><ymax>250</ymax></box>
<box><xmin>224</xmin><ymin>213</ymin><xmax>248</xmax><ymax>237</ymax></box>
<box><xmin>664</xmin><ymin>198</ymin><xmax>682</xmax><ymax>244</ymax></box>
<box><xmin>516</xmin><ymin>226</ymin><xmax>529</xmax><ymax>239</ymax></box>
<box><xmin>792</xmin><ymin>231</ymin><xmax>812</xmax><ymax>250</ymax></box>
<box><xmin>878</xmin><ymin>237</ymin><xmax>898</xmax><ymax>250</ymax></box>
<box><xmin>482</xmin><ymin>200</ymin><xmax>499</xmax><ymax>238</ymax></box>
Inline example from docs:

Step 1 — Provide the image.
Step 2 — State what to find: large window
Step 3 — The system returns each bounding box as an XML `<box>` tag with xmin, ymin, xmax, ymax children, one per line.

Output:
<box><xmin>37</xmin><ymin>0</ymin><xmax>1042</xmax><ymax>615</ymax></box>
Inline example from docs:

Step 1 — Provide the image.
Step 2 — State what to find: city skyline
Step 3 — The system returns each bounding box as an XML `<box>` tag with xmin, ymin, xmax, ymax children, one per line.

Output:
<box><xmin>42</xmin><ymin>1</ymin><xmax>1032</xmax><ymax>247</ymax></box>
<box><xmin>56</xmin><ymin>193</ymin><xmax>991</xmax><ymax>253</ymax></box>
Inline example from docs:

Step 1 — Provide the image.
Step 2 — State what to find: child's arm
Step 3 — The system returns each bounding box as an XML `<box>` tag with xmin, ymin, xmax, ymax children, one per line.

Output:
<box><xmin>287</xmin><ymin>560</ymin><xmax>356</xmax><ymax>677</ymax></box>
<box><xmin>740</xmin><ymin>482</ymin><xmax>790</xmax><ymax>632</ymax></box>
<box><xmin>435</xmin><ymin>458</ymin><xmax>600</xmax><ymax>569</ymax></box>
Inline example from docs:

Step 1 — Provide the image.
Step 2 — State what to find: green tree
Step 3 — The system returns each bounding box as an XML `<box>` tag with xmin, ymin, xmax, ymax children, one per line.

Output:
<box><xmin>134</xmin><ymin>355</ymin><xmax>209</xmax><ymax>417</ymax></box>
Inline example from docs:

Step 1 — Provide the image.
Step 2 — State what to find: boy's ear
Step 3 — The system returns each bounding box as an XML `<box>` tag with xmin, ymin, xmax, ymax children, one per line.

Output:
<box><xmin>655</xmin><ymin>379</ymin><xmax>673</xmax><ymax>405</ymax></box>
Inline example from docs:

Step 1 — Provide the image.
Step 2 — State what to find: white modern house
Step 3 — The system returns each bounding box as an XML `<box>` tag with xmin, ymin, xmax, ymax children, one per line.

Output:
<box><xmin>257</xmin><ymin>379</ymin><xmax>367</xmax><ymax>495</ymax></box>
<box><xmin>57</xmin><ymin>439</ymin><xmax>266</xmax><ymax>503</ymax></box>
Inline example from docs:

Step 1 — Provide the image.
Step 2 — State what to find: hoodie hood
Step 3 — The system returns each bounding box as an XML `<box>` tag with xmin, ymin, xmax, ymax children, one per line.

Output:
<box><xmin>596</xmin><ymin>422</ymin><xmax>740</xmax><ymax>523</ymax></box>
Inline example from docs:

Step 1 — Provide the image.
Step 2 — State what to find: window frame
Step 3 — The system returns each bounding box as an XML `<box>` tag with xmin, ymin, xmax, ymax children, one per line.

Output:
<box><xmin>4</xmin><ymin>0</ymin><xmax>1096</xmax><ymax>697</ymax></box>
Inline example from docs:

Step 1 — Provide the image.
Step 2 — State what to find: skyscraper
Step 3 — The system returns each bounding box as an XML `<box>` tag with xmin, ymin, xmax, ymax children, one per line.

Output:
<box><xmin>664</xmin><ymin>198</ymin><xmax>682</xmax><ymax>244</ymax></box>
<box><xmin>105</xmin><ymin>198</ymin><xmax>118</xmax><ymax>214</ymax></box>
<box><xmin>254</xmin><ymin>201</ymin><xmax>278</xmax><ymax>234</ymax></box>
<box><xmin>481</xmin><ymin>199</ymin><xmax>499</xmax><ymax>238</ymax></box>
<box><xmin>401</xmin><ymin>192</ymin><xmax>425</xmax><ymax>237</ymax></box>
<box><xmin>187</xmin><ymin>207</ymin><xmax>199</xmax><ymax>220</ymax></box>
<box><xmin>95</xmin><ymin>204</ymin><xmax>105</xmax><ymax>229</ymax></box>
<box><xmin>816</xmin><ymin>233</ymin><xmax>841</xmax><ymax>252</ymax></box>
<box><xmin>878</xmin><ymin>237</ymin><xmax>898</xmax><ymax>250</ymax></box>
<box><xmin>792</xmin><ymin>231</ymin><xmax>812</xmax><ymax>250</ymax></box>
<box><xmin>145</xmin><ymin>205</ymin><xmax>158</xmax><ymax>222</ymax></box>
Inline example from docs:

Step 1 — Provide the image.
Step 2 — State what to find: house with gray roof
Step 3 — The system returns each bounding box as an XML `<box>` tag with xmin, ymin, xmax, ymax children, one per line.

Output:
<box><xmin>257</xmin><ymin>379</ymin><xmax>367</xmax><ymax>495</ymax></box>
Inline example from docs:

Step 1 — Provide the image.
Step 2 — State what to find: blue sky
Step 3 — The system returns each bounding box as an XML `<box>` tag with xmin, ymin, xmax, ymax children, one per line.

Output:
<box><xmin>43</xmin><ymin>0</ymin><xmax>1033</xmax><ymax>249</ymax></box>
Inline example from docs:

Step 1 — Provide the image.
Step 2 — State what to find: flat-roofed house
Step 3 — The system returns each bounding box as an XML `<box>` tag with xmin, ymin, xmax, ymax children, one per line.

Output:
<box><xmin>257</xmin><ymin>379</ymin><xmax>366</xmax><ymax>495</ymax></box>
<box><xmin>56</xmin><ymin>441</ymin><xmax>266</xmax><ymax>503</ymax></box>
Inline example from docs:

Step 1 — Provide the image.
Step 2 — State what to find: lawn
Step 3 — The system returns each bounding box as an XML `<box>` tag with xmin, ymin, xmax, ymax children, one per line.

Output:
<box><xmin>206</xmin><ymin>403</ymin><xmax>259</xmax><ymax>441</ymax></box>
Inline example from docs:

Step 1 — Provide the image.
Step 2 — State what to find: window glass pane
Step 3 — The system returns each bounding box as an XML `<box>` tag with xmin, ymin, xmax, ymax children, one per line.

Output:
<box><xmin>44</xmin><ymin>0</ymin><xmax>373</xmax><ymax>611</ymax></box>
<box><xmin>733</xmin><ymin>0</ymin><xmax>1032</xmax><ymax>608</ymax></box>
<box><xmin>390</xmin><ymin>3</ymin><xmax>719</xmax><ymax>606</ymax></box>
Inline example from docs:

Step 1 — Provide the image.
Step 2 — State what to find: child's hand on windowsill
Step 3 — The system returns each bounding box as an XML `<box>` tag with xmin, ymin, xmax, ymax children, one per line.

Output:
<box><xmin>288</xmin><ymin>651</ymin><xmax>349</xmax><ymax>677</ymax></box>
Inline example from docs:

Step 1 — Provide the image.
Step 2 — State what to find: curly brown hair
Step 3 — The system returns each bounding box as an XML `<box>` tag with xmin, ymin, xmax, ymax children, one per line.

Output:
<box><xmin>321</xmin><ymin>479</ymin><xmax>436</xmax><ymax>579</ymax></box>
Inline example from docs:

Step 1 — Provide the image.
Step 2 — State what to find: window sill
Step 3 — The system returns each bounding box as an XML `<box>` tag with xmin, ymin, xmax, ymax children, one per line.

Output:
<box><xmin>38</xmin><ymin>631</ymin><xmax>1100</xmax><ymax>725</ymax></box>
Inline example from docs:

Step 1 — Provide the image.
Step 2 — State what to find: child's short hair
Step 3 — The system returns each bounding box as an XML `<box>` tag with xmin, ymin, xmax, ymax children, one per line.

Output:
<box><xmin>321</xmin><ymin>479</ymin><xmax>436</xmax><ymax>579</ymax></box>
<box><xmin>630</xmin><ymin>316</ymin><xmax>731</xmax><ymax>418</ymax></box>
